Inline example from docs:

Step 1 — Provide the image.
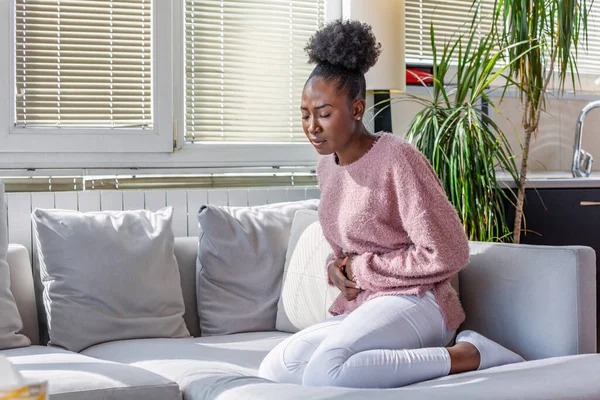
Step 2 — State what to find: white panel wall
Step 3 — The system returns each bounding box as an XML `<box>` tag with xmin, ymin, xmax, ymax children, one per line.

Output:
<box><xmin>4</xmin><ymin>187</ymin><xmax>320</xmax><ymax>269</ymax></box>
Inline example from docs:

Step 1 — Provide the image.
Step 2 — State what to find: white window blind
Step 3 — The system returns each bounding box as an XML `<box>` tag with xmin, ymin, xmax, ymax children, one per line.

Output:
<box><xmin>576</xmin><ymin>5</ymin><xmax>600</xmax><ymax>75</ymax></box>
<box><xmin>185</xmin><ymin>0</ymin><xmax>325</xmax><ymax>143</ymax></box>
<box><xmin>406</xmin><ymin>0</ymin><xmax>600</xmax><ymax>81</ymax></box>
<box><xmin>405</xmin><ymin>0</ymin><xmax>496</xmax><ymax>62</ymax></box>
<box><xmin>15</xmin><ymin>0</ymin><xmax>152</xmax><ymax>128</ymax></box>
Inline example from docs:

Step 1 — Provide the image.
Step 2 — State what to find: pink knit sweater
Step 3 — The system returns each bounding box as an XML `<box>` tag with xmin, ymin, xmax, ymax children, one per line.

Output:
<box><xmin>317</xmin><ymin>132</ymin><xmax>470</xmax><ymax>331</ymax></box>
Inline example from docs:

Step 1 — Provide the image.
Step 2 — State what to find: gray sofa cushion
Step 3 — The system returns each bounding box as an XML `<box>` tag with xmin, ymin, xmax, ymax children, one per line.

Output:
<box><xmin>196</xmin><ymin>200</ymin><xmax>318</xmax><ymax>336</ymax></box>
<box><xmin>81</xmin><ymin>331</ymin><xmax>600</xmax><ymax>400</ymax></box>
<box><xmin>462</xmin><ymin>242</ymin><xmax>596</xmax><ymax>359</ymax></box>
<box><xmin>31</xmin><ymin>207</ymin><xmax>190</xmax><ymax>352</ymax></box>
<box><xmin>0</xmin><ymin>181</ymin><xmax>30</xmax><ymax>350</ymax></box>
<box><xmin>183</xmin><ymin>354</ymin><xmax>600</xmax><ymax>400</ymax></box>
<box><xmin>2</xmin><ymin>345</ymin><xmax>181</xmax><ymax>400</ymax></box>
<box><xmin>6</xmin><ymin>244</ymin><xmax>39</xmax><ymax>346</ymax></box>
<box><xmin>174</xmin><ymin>237</ymin><xmax>202</xmax><ymax>338</ymax></box>
<box><xmin>81</xmin><ymin>332</ymin><xmax>291</xmax><ymax>399</ymax></box>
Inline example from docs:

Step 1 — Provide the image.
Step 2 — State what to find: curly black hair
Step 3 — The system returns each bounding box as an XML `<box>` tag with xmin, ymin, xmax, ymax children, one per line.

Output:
<box><xmin>304</xmin><ymin>19</ymin><xmax>382</xmax><ymax>100</ymax></box>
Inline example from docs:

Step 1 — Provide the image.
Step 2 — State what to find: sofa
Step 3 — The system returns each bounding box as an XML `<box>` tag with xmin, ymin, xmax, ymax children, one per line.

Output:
<box><xmin>2</xmin><ymin>199</ymin><xmax>600</xmax><ymax>399</ymax></box>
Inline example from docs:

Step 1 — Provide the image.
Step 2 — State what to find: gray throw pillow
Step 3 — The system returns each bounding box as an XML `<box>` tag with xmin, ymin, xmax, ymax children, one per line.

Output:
<box><xmin>196</xmin><ymin>200</ymin><xmax>319</xmax><ymax>336</ymax></box>
<box><xmin>276</xmin><ymin>210</ymin><xmax>339</xmax><ymax>333</ymax></box>
<box><xmin>31</xmin><ymin>207</ymin><xmax>190</xmax><ymax>352</ymax></box>
<box><xmin>0</xmin><ymin>181</ymin><xmax>31</xmax><ymax>349</ymax></box>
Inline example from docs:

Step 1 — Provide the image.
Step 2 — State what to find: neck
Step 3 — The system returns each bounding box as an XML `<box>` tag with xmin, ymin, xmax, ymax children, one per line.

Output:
<box><xmin>335</xmin><ymin>127</ymin><xmax>378</xmax><ymax>166</ymax></box>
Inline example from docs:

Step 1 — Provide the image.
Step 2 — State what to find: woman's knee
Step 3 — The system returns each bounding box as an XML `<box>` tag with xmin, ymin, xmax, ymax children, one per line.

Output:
<box><xmin>258</xmin><ymin>347</ymin><xmax>282</xmax><ymax>381</ymax></box>
<box><xmin>302</xmin><ymin>347</ymin><xmax>351</xmax><ymax>387</ymax></box>
<box><xmin>259</xmin><ymin>336</ymin><xmax>316</xmax><ymax>384</ymax></box>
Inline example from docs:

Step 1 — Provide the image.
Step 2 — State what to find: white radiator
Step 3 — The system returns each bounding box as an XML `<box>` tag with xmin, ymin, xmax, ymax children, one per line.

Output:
<box><xmin>4</xmin><ymin>187</ymin><xmax>320</xmax><ymax>269</ymax></box>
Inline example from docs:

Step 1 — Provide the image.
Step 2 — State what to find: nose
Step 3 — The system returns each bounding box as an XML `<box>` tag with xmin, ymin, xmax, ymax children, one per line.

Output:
<box><xmin>308</xmin><ymin>116</ymin><xmax>321</xmax><ymax>135</ymax></box>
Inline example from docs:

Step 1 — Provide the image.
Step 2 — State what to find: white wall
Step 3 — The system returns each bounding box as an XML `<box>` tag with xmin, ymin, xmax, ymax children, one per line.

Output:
<box><xmin>388</xmin><ymin>91</ymin><xmax>600</xmax><ymax>173</ymax></box>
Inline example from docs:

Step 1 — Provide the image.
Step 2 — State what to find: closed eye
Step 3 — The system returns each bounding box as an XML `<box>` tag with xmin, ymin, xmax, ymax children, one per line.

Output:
<box><xmin>301</xmin><ymin>115</ymin><xmax>310</xmax><ymax>120</ymax></box>
<box><xmin>319</xmin><ymin>114</ymin><xmax>330</xmax><ymax>118</ymax></box>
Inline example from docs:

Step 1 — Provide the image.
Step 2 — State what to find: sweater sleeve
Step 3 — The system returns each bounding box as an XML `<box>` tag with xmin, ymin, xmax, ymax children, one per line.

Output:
<box><xmin>351</xmin><ymin>144</ymin><xmax>470</xmax><ymax>291</ymax></box>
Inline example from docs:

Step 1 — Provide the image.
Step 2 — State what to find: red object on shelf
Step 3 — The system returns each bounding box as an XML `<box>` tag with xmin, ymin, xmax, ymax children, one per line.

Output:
<box><xmin>406</xmin><ymin>68</ymin><xmax>434</xmax><ymax>85</ymax></box>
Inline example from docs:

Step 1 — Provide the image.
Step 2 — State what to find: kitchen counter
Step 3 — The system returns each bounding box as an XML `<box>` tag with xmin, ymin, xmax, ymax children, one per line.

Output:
<box><xmin>496</xmin><ymin>171</ymin><xmax>600</xmax><ymax>189</ymax></box>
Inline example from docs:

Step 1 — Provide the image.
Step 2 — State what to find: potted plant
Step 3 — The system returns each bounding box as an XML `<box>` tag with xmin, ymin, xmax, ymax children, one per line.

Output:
<box><xmin>492</xmin><ymin>0</ymin><xmax>591</xmax><ymax>243</ymax></box>
<box><xmin>402</xmin><ymin>16</ymin><xmax>526</xmax><ymax>242</ymax></box>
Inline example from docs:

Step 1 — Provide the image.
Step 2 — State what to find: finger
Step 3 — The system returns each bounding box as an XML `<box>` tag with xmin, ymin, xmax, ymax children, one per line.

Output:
<box><xmin>336</xmin><ymin>258</ymin><xmax>348</xmax><ymax>268</ymax></box>
<box><xmin>343</xmin><ymin>279</ymin><xmax>359</xmax><ymax>288</ymax></box>
<box><xmin>344</xmin><ymin>292</ymin><xmax>359</xmax><ymax>301</ymax></box>
<box><xmin>342</xmin><ymin>290</ymin><xmax>361</xmax><ymax>300</ymax></box>
<box><xmin>332</xmin><ymin>270</ymin><xmax>347</xmax><ymax>281</ymax></box>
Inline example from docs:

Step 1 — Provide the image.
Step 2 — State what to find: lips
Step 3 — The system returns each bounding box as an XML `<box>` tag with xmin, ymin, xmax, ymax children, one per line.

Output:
<box><xmin>310</xmin><ymin>138</ymin><xmax>327</xmax><ymax>148</ymax></box>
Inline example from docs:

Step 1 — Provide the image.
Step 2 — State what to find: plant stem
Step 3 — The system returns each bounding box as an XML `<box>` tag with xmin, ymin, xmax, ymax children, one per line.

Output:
<box><xmin>512</xmin><ymin>47</ymin><xmax>558</xmax><ymax>243</ymax></box>
<box><xmin>512</xmin><ymin>126</ymin><xmax>533</xmax><ymax>243</ymax></box>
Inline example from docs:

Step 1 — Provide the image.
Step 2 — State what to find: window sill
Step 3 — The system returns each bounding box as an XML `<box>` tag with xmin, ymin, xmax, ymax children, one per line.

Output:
<box><xmin>0</xmin><ymin>141</ymin><xmax>320</xmax><ymax>170</ymax></box>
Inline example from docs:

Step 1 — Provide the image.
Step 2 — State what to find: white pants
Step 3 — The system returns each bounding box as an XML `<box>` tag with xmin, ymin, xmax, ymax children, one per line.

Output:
<box><xmin>259</xmin><ymin>292</ymin><xmax>456</xmax><ymax>388</ymax></box>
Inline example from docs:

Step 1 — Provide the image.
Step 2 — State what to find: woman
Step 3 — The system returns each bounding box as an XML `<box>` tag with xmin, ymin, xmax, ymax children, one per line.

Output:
<box><xmin>259</xmin><ymin>20</ymin><xmax>524</xmax><ymax>389</ymax></box>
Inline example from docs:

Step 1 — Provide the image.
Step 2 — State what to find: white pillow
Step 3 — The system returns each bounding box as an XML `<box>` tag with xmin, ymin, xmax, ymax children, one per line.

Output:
<box><xmin>0</xmin><ymin>181</ymin><xmax>30</xmax><ymax>350</ymax></box>
<box><xmin>276</xmin><ymin>209</ymin><xmax>340</xmax><ymax>333</ymax></box>
<box><xmin>31</xmin><ymin>207</ymin><xmax>190</xmax><ymax>352</ymax></box>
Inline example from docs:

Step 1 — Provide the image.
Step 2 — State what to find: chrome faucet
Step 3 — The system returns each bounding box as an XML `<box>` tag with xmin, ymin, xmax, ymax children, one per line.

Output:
<box><xmin>572</xmin><ymin>100</ymin><xmax>600</xmax><ymax>177</ymax></box>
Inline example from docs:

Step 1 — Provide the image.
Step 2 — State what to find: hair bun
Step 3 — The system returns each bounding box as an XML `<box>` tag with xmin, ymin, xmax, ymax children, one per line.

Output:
<box><xmin>305</xmin><ymin>19</ymin><xmax>382</xmax><ymax>74</ymax></box>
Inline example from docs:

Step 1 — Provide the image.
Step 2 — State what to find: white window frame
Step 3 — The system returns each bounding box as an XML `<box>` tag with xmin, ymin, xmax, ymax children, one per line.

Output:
<box><xmin>0</xmin><ymin>0</ymin><xmax>173</xmax><ymax>155</ymax></box>
<box><xmin>0</xmin><ymin>0</ymin><xmax>342</xmax><ymax>169</ymax></box>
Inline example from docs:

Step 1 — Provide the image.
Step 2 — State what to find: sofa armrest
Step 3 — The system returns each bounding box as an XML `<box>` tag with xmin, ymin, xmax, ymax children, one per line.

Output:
<box><xmin>7</xmin><ymin>244</ymin><xmax>39</xmax><ymax>345</ymax></box>
<box><xmin>460</xmin><ymin>242</ymin><xmax>596</xmax><ymax>361</ymax></box>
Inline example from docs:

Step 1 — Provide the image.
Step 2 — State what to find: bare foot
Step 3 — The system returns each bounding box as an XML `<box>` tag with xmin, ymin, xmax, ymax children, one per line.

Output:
<box><xmin>447</xmin><ymin>341</ymin><xmax>481</xmax><ymax>374</ymax></box>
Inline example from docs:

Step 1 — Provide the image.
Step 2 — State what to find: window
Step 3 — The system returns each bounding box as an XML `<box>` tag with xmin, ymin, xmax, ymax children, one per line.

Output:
<box><xmin>405</xmin><ymin>0</ymin><xmax>495</xmax><ymax>63</ymax></box>
<box><xmin>0</xmin><ymin>0</ymin><xmax>172</xmax><ymax>153</ymax></box>
<box><xmin>405</xmin><ymin>0</ymin><xmax>600</xmax><ymax>89</ymax></box>
<box><xmin>0</xmin><ymin>0</ymin><xmax>331</xmax><ymax>168</ymax></box>
<box><xmin>15</xmin><ymin>0</ymin><xmax>152</xmax><ymax>129</ymax></box>
<box><xmin>184</xmin><ymin>0</ymin><xmax>326</xmax><ymax>143</ymax></box>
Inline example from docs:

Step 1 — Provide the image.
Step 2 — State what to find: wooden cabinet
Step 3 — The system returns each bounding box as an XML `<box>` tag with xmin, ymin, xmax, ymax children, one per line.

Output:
<box><xmin>505</xmin><ymin>188</ymin><xmax>600</xmax><ymax>352</ymax></box>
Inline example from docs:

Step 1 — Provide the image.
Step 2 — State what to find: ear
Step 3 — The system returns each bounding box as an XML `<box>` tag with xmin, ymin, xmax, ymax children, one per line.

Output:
<box><xmin>352</xmin><ymin>98</ymin><xmax>366</xmax><ymax>121</ymax></box>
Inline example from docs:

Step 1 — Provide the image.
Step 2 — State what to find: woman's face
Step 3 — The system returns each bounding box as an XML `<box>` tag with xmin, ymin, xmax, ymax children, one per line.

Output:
<box><xmin>301</xmin><ymin>78</ymin><xmax>363</xmax><ymax>155</ymax></box>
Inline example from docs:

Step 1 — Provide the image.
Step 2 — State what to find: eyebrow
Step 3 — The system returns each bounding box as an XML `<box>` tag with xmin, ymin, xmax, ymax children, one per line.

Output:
<box><xmin>300</xmin><ymin>104</ymin><xmax>332</xmax><ymax>111</ymax></box>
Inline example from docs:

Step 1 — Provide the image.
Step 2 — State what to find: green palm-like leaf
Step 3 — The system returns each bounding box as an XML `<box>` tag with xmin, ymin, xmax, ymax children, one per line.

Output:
<box><xmin>404</xmin><ymin>17</ymin><xmax>528</xmax><ymax>242</ymax></box>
